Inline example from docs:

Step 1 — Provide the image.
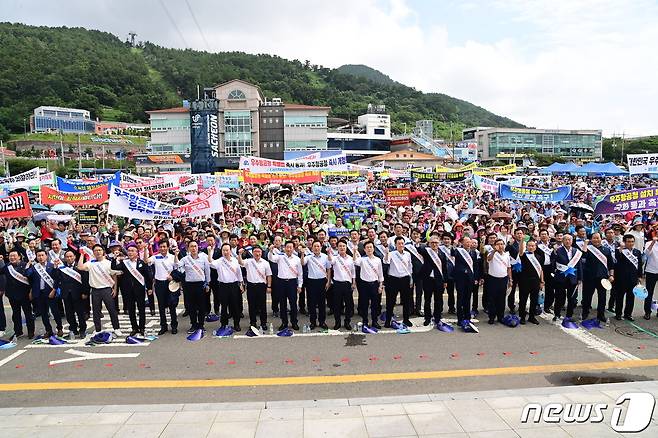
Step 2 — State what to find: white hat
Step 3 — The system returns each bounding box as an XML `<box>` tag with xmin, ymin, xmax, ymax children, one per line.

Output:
<box><xmin>168</xmin><ymin>281</ymin><xmax>181</xmax><ymax>293</ymax></box>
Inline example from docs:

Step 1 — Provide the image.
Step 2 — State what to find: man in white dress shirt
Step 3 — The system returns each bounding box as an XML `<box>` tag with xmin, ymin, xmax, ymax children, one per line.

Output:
<box><xmin>211</xmin><ymin>243</ymin><xmax>244</xmax><ymax>331</ymax></box>
<box><xmin>239</xmin><ymin>246</ymin><xmax>272</xmax><ymax>330</ymax></box>
<box><xmin>328</xmin><ymin>240</ymin><xmax>356</xmax><ymax>330</ymax></box>
<box><xmin>384</xmin><ymin>236</ymin><xmax>414</xmax><ymax>328</ymax></box>
<box><xmin>176</xmin><ymin>241</ymin><xmax>211</xmax><ymax>334</ymax></box>
<box><xmin>268</xmin><ymin>241</ymin><xmax>303</xmax><ymax>331</ymax></box>
<box><xmin>354</xmin><ymin>240</ymin><xmax>384</xmax><ymax>329</ymax></box>
<box><xmin>300</xmin><ymin>241</ymin><xmax>331</xmax><ymax>330</ymax></box>
<box><xmin>147</xmin><ymin>240</ymin><xmax>178</xmax><ymax>335</ymax></box>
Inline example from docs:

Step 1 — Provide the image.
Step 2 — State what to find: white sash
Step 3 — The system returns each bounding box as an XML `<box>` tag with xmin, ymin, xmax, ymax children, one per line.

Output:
<box><xmin>538</xmin><ymin>243</ymin><xmax>552</xmax><ymax>265</ymax></box>
<box><xmin>60</xmin><ymin>266</ymin><xmax>82</xmax><ymax>283</ymax></box>
<box><xmin>426</xmin><ymin>247</ymin><xmax>443</xmax><ymax>277</ymax></box>
<box><xmin>8</xmin><ymin>265</ymin><xmax>29</xmax><ymax>285</ymax></box>
<box><xmin>556</xmin><ymin>248</ymin><xmax>582</xmax><ymax>272</ymax></box>
<box><xmin>335</xmin><ymin>255</ymin><xmax>353</xmax><ymax>280</ymax></box>
<box><xmin>34</xmin><ymin>263</ymin><xmax>55</xmax><ymax>289</ymax></box>
<box><xmin>588</xmin><ymin>246</ymin><xmax>609</xmax><ymax>270</ymax></box>
<box><xmin>603</xmin><ymin>241</ymin><xmax>617</xmax><ymax>262</ymax></box>
<box><xmin>309</xmin><ymin>255</ymin><xmax>327</xmax><ymax>277</ymax></box>
<box><xmin>393</xmin><ymin>251</ymin><xmax>412</xmax><ymax>277</ymax></box>
<box><xmin>362</xmin><ymin>257</ymin><xmax>379</xmax><ymax>280</ymax></box>
<box><xmin>221</xmin><ymin>257</ymin><xmax>240</xmax><ymax>280</ymax></box>
<box><xmin>405</xmin><ymin>243</ymin><xmax>425</xmax><ymax>263</ymax></box>
<box><xmin>26</xmin><ymin>249</ymin><xmax>36</xmax><ymax>262</ymax></box>
<box><xmin>186</xmin><ymin>256</ymin><xmax>205</xmax><ymax>279</ymax></box>
<box><xmin>81</xmin><ymin>246</ymin><xmax>94</xmax><ymax>259</ymax></box>
<box><xmin>49</xmin><ymin>250</ymin><xmax>62</xmax><ymax>262</ymax></box>
<box><xmin>440</xmin><ymin>245</ymin><xmax>455</xmax><ymax>265</ymax></box>
<box><xmin>575</xmin><ymin>239</ymin><xmax>586</xmax><ymax>250</ymax></box>
<box><xmin>124</xmin><ymin>260</ymin><xmax>145</xmax><ymax>286</ymax></box>
<box><xmin>91</xmin><ymin>260</ymin><xmax>115</xmax><ymax>286</ymax></box>
<box><xmin>456</xmin><ymin>247</ymin><xmax>474</xmax><ymax>273</ymax></box>
<box><xmin>251</xmin><ymin>259</ymin><xmax>267</xmax><ymax>282</ymax></box>
<box><xmin>282</xmin><ymin>255</ymin><xmax>299</xmax><ymax>277</ymax></box>
<box><xmin>622</xmin><ymin>248</ymin><xmax>639</xmax><ymax>267</ymax></box>
<box><xmin>525</xmin><ymin>253</ymin><xmax>542</xmax><ymax>278</ymax></box>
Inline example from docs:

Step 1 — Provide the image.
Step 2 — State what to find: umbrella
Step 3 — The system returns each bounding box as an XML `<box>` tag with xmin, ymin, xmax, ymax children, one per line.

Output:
<box><xmin>224</xmin><ymin>191</ymin><xmax>240</xmax><ymax>199</ymax></box>
<box><xmin>33</xmin><ymin>211</ymin><xmax>53</xmax><ymax>222</ymax></box>
<box><xmin>410</xmin><ymin>191</ymin><xmax>428</xmax><ymax>199</ymax></box>
<box><xmin>276</xmin><ymin>188</ymin><xmax>292</xmax><ymax>196</ymax></box>
<box><xmin>491</xmin><ymin>211</ymin><xmax>512</xmax><ymax>219</ymax></box>
<box><xmin>570</xmin><ymin>202</ymin><xmax>594</xmax><ymax>212</ymax></box>
<box><xmin>51</xmin><ymin>203</ymin><xmax>75</xmax><ymax>213</ymax></box>
<box><xmin>30</xmin><ymin>204</ymin><xmax>49</xmax><ymax>211</ymax></box>
<box><xmin>48</xmin><ymin>214</ymin><xmax>73</xmax><ymax>222</ymax></box>
<box><xmin>463</xmin><ymin>208</ymin><xmax>489</xmax><ymax>216</ymax></box>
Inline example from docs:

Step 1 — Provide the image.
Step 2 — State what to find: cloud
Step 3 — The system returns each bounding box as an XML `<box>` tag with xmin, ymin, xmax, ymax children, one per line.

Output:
<box><xmin>2</xmin><ymin>0</ymin><xmax>657</xmax><ymax>135</ymax></box>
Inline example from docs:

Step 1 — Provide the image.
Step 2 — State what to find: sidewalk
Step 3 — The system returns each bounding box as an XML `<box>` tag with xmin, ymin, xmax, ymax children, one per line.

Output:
<box><xmin>1</xmin><ymin>381</ymin><xmax>657</xmax><ymax>437</ymax></box>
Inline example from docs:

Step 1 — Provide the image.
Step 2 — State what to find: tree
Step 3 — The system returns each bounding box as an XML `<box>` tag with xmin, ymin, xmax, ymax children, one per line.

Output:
<box><xmin>0</xmin><ymin>123</ymin><xmax>9</xmax><ymax>142</ymax></box>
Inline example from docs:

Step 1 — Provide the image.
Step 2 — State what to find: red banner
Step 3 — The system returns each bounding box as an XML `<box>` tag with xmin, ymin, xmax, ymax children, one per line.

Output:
<box><xmin>0</xmin><ymin>192</ymin><xmax>32</xmax><ymax>218</ymax></box>
<box><xmin>242</xmin><ymin>171</ymin><xmax>321</xmax><ymax>185</ymax></box>
<box><xmin>385</xmin><ymin>188</ymin><xmax>411</xmax><ymax>206</ymax></box>
<box><xmin>41</xmin><ymin>185</ymin><xmax>109</xmax><ymax>206</ymax></box>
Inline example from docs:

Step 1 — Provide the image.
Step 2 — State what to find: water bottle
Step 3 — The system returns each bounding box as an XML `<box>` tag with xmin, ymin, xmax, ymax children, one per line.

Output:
<box><xmin>259</xmin><ymin>326</ymin><xmax>264</xmax><ymax>336</ymax></box>
<box><xmin>538</xmin><ymin>293</ymin><xmax>545</xmax><ymax>307</ymax></box>
<box><xmin>268</xmin><ymin>322</ymin><xmax>274</xmax><ymax>335</ymax></box>
<box><xmin>302</xmin><ymin>324</ymin><xmax>307</xmax><ymax>333</ymax></box>
<box><xmin>357</xmin><ymin>321</ymin><xmax>363</xmax><ymax>332</ymax></box>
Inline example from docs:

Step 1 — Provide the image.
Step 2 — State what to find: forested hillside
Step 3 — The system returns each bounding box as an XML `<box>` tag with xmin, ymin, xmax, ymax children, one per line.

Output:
<box><xmin>0</xmin><ymin>22</ymin><xmax>524</xmax><ymax>140</ymax></box>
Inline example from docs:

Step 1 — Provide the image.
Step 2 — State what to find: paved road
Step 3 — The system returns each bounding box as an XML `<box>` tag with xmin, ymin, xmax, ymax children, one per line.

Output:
<box><xmin>1</xmin><ymin>293</ymin><xmax>658</xmax><ymax>407</ymax></box>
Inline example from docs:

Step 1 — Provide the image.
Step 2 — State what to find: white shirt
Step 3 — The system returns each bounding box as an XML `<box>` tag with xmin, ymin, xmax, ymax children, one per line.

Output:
<box><xmin>330</xmin><ymin>254</ymin><xmax>356</xmax><ymax>282</ymax></box>
<box><xmin>243</xmin><ymin>258</ymin><xmax>272</xmax><ymax>284</ymax></box>
<box><xmin>148</xmin><ymin>253</ymin><xmax>176</xmax><ymax>281</ymax></box>
<box><xmin>211</xmin><ymin>256</ymin><xmax>243</xmax><ymax>283</ymax></box>
<box><xmin>83</xmin><ymin>259</ymin><xmax>121</xmax><ymax>289</ymax></box>
<box><xmin>354</xmin><ymin>255</ymin><xmax>384</xmax><ymax>283</ymax></box>
<box><xmin>268</xmin><ymin>252</ymin><xmax>303</xmax><ymax>287</ymax></box>
<box><xmin>386</xmin><ymin>250</ymin><xmax>413</xmax><ymax>278</ymax></box>
<box><xmin>177</xmin><ymin>253</ymin><xmax>211</xmax><ymax>283</ymax></box>
<box><xmin>537</xmin><ymin>241</ymin><xmax>553</xmax><ymax>265</ymax></box>
<box><xmin>644</xmin><ymin>241</ymin><xmax>658</xmax><ymax>274</ymax></box>
<box><xmin>489</xmin><ymin>252</ymin><xmax>511</xmax><ymax>278</ymax></box>
<box><xmin>387</xmin><ymin>235</ymin><xmax>411</xmax><ymax>250</ymax></box>
<box><xmin>302</xmin><ymin>253</ymin><xmax>331</xmax><ymax>279</ymax></box>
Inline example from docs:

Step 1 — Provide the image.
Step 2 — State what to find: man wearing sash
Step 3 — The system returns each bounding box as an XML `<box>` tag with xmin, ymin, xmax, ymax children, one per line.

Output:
<box><xmin>176</xmin><ymin>241</ymin><xmax>211</xmax><ymax>333</ymax></box>
<box><xmin>268</xmin><ymin>241</ymin><xmax>303</xmax><ymax>331</ymax></box>
<box><xmin>505</xmin><ymin>227</ymin><xmax>525</xmax><ymax>314</ymax></box>
<box><xmin>0</xmin><ymin>250</ymin><xmax>34</xmax><ymax>338</ymax></box>
<box><xmin>49</xmin><ymin>238</ymin><xmax>65</xmax><ymax>264</ymax></box>
<box><xmin>268</xmin><ymin>235</ymin><xmax>285</xmax><ymax>318</ymax></box>
<box><xmin>578</xmin><ymin>232</ymin><xmax>614</xmax><ymax>323</ymax></box>
<box><xmin>239</xmin><ymin>245</ymin><xmax>272</xmax><ymax>331</ymax></box>
<box><xmin>53</xmin><ymin>250</ymin><xmax>89</xmax><ymax>338</ymax></box>
<box><xmin>211</xmin><ymin>243</ymin><xmax>244</xmax><ymax>331</ymax></box>
<box><xmin>614</xmin><ymin>234</ymin><xmax>643</xmax><ymax>321</ymax></box>
<box><xmin>406</xmin><ymin>230</ymin><xmax>426</xmax><ymax>317</ymax></box>
<box><xmin>328</xmin><ymin>240</ymin><xmax>356</xmax><ymax>330</ymax></box>
<box><xmin>384</xmin><ymin>236</ymin><xmax>414</xmax><ymax>328</ymax></box>
<box><xmin>147</xmin><ymin>240</ymin><xmax>178</xmax><ymax>335</ymax></box>
<box><xmin>26</xmin><ymin>250</ymin><xmax>63</xmax><ymax>337</ymax></box>
<box><xmin>537</xmin><ymin>229</ymin><xmax>555</xmax><ymax>314</ymax></box>
<box><xmin>418</xmin><ymin>236</ymin><xmax>447</xmax><ymax>326</ymax></box>
<box><xmin>486</xmin><ymin>239</ymin><xmax>512</xmax><ymax>324</ymax></box>
<box><xmin>643</xmin><ymin>235</ymin><xmax>658</xmax><ymax>320</ymax></box>
<box><xmin>112</xmin><ymin>245</ymin><xmax>153</xmax><ymax>336</ymax></box>
<box><xmin>519</xmin><ymin>240</ymin><xmax>543</xmax><ymax>325</ymax></box>
<box><xmin>551</xmin><ymin>235</ymin><xmax>583</xmax><ymax>321</ymax></box>
<box><xmin>440</xmin><ymin>233</ymin><xmax>456</xmax><ymax>314</ymax></box>
<box><xmin>603</xmin><ymin>228</ymin><xmax>619</xmax><ymax>313</ymax></box>
<box><xmin>453</xmin><ymin>236</ymin><xmax>480</xmax><ymax>327</ymax></box>
<box><xmin>353</xmin><ymin>240</ymin><xmax>384</xmax><ymax>329</ymax></box>
<box><xmin>78</xmin><ymin>244</ymin><xmax>123</xmax><ymax>336</ymax></box>
<box><xmin>204</xmin><ymin>235</ymin><xmax>222</xmax><ymax>318</ymax></box>
<box><xmin>300</xmin><ymin>241</ymin><xmax>331</xmax><ymax>330</ymax></box>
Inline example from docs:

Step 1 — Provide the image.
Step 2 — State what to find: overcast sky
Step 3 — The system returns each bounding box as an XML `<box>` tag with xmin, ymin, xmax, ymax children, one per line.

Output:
<box><xmin>4</xmin><ymin>0</ymin><xmax>658</xmax><ymax>136</ymax></box>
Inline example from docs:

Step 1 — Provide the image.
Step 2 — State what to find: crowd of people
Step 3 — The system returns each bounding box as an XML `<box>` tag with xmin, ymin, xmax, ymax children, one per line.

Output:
<box><xmin>0</xmin><ymin>172</ymin><xmax>656</xmax><ymax>341</ymax></box>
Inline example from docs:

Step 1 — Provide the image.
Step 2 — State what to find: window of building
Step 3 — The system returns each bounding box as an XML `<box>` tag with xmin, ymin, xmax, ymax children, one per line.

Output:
<box><xmin>374</xmin><ymin>128</ymin><xmax>385</xmax><ymax>135</ymax></box>
<box><xmin>224</xmin><ymin>110</ymin><xmax>252</xmax><ymax>157</ymax></box>
<box><xmin>228</xmin><ymin>89</ymin><xmax>246</xmax><ymax>100</ymax></box>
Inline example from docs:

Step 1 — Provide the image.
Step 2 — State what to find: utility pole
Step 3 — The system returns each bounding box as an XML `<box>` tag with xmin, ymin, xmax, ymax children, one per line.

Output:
<box><xmin>60</xmin><ymin>129</ymin><xmax>65</xmax><ymax>167</ymax></box>
<box><xmin>77</xmin><ymin>133</ymin><xmax>82</xmax><ymax>175</ymax></box>
<box><xmin>102</xmin><ymin>143</ymin><xmax>106</xmax><ymax>169</ymax></box>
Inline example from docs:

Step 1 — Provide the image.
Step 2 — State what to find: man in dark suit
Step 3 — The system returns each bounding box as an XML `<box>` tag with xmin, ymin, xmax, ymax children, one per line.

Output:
<box><xmin>453</xmin><ymin>236</ymin><xmax>480</xmax><ymax>326</ymax></box>
<box><xmin>614</xmin><ymin>234</ymin><xmax>643</xmax><ymax>321</ymax></box>
<box><xmin>0</xmin><ymin>250</ymin><xmax>34</xmax><ymax>338</ymax></box>
<box><xmin>551</xmin><ymin>234</ymin><xmax>583</xmax><ymax>321</ymax></box>
<box><xmin>418</xmin><ymin>235</ymin><xmax>447</xmax><ymax>325</ymax></box>
<box><xmin>203</xmin><ymin>235</ymin><xmax>222</xmax><ymax>317</ymax></box>
<box><xmin>580</xmin><ymin>232</ymin><xmax>615</xmax><ymax>322</ymax></box>
<box><xmin>505</xmin><ymin>226</ymin><xmax>526</xmax><ymax>313</ymax></box>
<box><xmin>112</xmin><ymin>244</ymin><xmax>153</xmax><ymax>336</ymax></box>
<box><xmin>26</xmin><ymin>249</ymin><xmax>62</xmax><ymax>337</ymax></box>
<box><xmin>53</xmin><ymin>250</ymin><xmax>90</xmax><ymax>338</ymax></box>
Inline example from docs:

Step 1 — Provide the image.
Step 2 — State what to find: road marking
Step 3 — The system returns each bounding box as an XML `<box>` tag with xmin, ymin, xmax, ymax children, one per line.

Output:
<box><xmin>539</xmin><ymin>313</ymin><xmax>639</xmax><ymax>361</ymax></box>
<box><xmin>2</xmin><ymin>358</ymin><xmax>658</xmax><ymax>391</ymax></box>
<box><xmin>48</xmin><ymin>349</ymin><xmax>141</xmax><ymax>365</ymax></box>
<box><xmin>0</xmin><ymin>350</ymin><xmax>26</xmax><ymax>368</ymax></box>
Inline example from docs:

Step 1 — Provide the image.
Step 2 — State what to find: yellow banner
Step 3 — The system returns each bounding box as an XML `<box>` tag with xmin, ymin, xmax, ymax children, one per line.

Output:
<box><xmin>321</xmin><ymin>170</ymin><xmax>360</xmax><ymax>177</ymax></box>
<box><xmin>220</xmin><ymin>169</ymin><xmax>244</xmax><ymax>181</ymax></box>
<box><xmin>473</xmin><ymin>164</ymin><xmax>517</xmax><ymax>175</ymax></box>
<box><xmin>435</xmin><ymin>162</ymin><xmax>478</xmax><ymax>173</ymax></box>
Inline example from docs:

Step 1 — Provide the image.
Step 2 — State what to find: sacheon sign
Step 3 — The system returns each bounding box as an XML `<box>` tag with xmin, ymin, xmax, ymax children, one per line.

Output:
<box><xmin>190</xmin><ymin>99</ymin><xmax>220</xmax><ymax>174</ymax></box>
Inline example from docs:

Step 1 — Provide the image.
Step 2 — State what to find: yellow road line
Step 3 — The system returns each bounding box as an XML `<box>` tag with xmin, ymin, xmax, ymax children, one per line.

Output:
<box><xmin>2</xmin><ymin>358</ymin><xmax>658</xmax><ymax>391</ymax></box>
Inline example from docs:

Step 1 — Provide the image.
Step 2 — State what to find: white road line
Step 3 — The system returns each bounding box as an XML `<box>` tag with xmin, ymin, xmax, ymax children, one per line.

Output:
<box><xmin>25</xmin><ymin>341</ymin><xmax>150</xmax><ymax>349</ymax></box>
<box><xmin>0</xmin><ymin>349</ymin><xmax>27</xmax><ymax>367</ymax></box>
<box><xmin>49</xmin><ymin>349</ymin><xmax>141</xmax><ymax>365</ymax></box>
<box><xmin>540</xmin><ymin>313</ymin><xmax>639</xmax><ymax>361</ymax></box>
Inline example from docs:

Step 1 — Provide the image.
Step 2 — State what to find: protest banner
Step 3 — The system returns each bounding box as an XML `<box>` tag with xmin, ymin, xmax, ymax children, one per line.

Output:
<box><xmin>500</xmin><ymin>184</ymin><xmax>572</xmax><ymax>202</ymax></box>
<box><xmin>385</xmin><ymin>188</ymin><xmax>411</xmax><ymax>206</ymax></box>
<box><xmin>594</xmin><ymin>187</ymin><xmax>658</xmax><ymax>215</ymax></box>
<box><xmin>473</xmin><ymin>174</ymin><xmax>522</xmax><ymax>193</ymax></box>
<box><xmin>312</xmin><ymin>181</ymin><xmax>367</xmax><ymax>196</ymax></box>
<box><xmin>627</xmin><ymin>153</ymin><xmax>658</xmax><ymax>175</ymax></box>
<box><xmin>473</xmin><ymin>164</ymin><xmax>517</xmax><ymax>175</ymax></box>
<box><xmin>0</xmin><ymin>168</ymin><xmax>42</xmax><ymax>189</ymax></box>
<box><xmin>77</xmin><ymin>209</ymin><xmax>99</xmax><ymax>225</ymax></box>
<box><xmin>57</xmin><ymin>171</ymin><xmax>120</xmax><ymax>192</ymax></box>
<box><xmin>242</xmin><ymin>171</ymin><xmax>321</xmax><ymax>185</ymax></box>
<box><xmin>239</xmin><ymin>153</ymin><xmax>348</xmax><ymax>174</ymax></box>
<box><xmin>40</xmin><ymin>185</ymin><xmax>109</xmax><ymax>206</ymax></box>
<box><xmin>0</xmin><ymin>192</ymin><xmax>32</xmax><ymax>218</ymax></box>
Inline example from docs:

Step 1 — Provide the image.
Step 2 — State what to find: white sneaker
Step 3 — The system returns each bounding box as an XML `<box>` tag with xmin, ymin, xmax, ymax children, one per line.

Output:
<box><xmin>113</xmin><ymin>329</ymin><xmax>124</xmax><ymax>337</ymax></box>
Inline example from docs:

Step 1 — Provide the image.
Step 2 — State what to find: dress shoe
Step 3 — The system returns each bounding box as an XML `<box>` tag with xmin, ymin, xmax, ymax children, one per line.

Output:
<box><xmin>624</xmin><ymin>316</ymin><xmax>634</xmax><ymax>322</ymax></box>
<box><xmin>150</xmin><ymin>311</ymin><xmax>156</xmax><ymax>317</ymax></box>
<box><xmin>171</xmin><ymin>328</ymin><xmax>178</xmax><ymax>334</ymax></box>
<box><xmin>520</xmin><ymin>318</ymin><xmax>526</xmax><ymax>325</ymax></box>
<box><xmin>488</xmin><ymin>319</ymin><xmax>495</xmax><ymax>324</ymax></box>
<box><xmin>158</xmin><ymin>328</ymin><xmax>168</xmax><ymax>335</ymax></box>
<box><xmin>423</xmin><ymin>319</ymin><xmax>431</xmax><ymax>326</ymax></box>
<box><xmin>182</xmin><ymin>311</ymin><xmax>189</xmax><ymax>317</ymax></box>
<box><xmin>278</xmin><ymin>324</ymin><xmax>287</xmax><ymax>331</ymax></box>
<box><xmin>403</xmin><ymin>320</ymin><xmax>413</xmax><ymax>327</ymax></box>
<box><xmin>299</xmin><ymin>308</ymin><xmax>307</xmax><ymax>315</ymax></box>
<box><xmin>309</xmin><ymin>323</ymin><xmax>316</xmax><ymax>330</ymax></box>
<box><xmin>272</xmin><ymin>311</ymin><xmax>279</xmax><ymax>318</ymax></box>
<box><xmin>448</xmin><ymin>308</ymin><xmax>456</xmax><ymax>314</ymax></box>
<box><xmin>528</xmin><ymin>317</ymin><xmax>540</xmax><ymax>325</ymax></box>
<box><xmin>615</xmin><ymin>315</ymin><xmax>622</xmax><ymax>321</ymax></box>
<box><xmin>333</xmin><ymin>322</ymin><xmax>342</xmax><ymax>330</ymax></box>
<box><xmin>344</xmin><ymin>322</ymin><xmax>352</xmax><ymax>331</ymax></box>
<box><xmin>291</xmin><ymin>323</ymin><xmax>300</xmax><ymax>331</ymax></box>
<box><xmin>384</xmin><ymin>321</ymin><xmax>392</xmax><ymax>328</ymax></box>
<box><xmin>371</xmin><ymin>322</ymin><xmax>382</xmax><ymax>330</ymax></box>
<box><xmin>187</xmin><ymin>327</ymin><xmax>196</xmax><ymax>334</ymax></box>
<box><xmin>319</xmin><ymin>323</ymin><xmax>329</xmax><ymax>330</ymax></box>
<box><xmin>234</xmin><ymin>325</ymin><xmax>241</xmax><ymax>332</ymax></box>
<box><xmin>644</xmin><ymin>313</ymin><xmax>651</xmax><ymax>320</ymax></box>
<box><xmin>130</xmin><ymin>330</ymin><xmax>138</xmax><ymax>337</ymax></box>
<box><xmin>57</xmin><ymin>328</ymin><xmax>64</xmax><ymax>337</ymax></box>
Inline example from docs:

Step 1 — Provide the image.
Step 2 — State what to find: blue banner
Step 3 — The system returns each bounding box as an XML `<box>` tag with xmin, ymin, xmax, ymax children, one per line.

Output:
<box><xmin>500</xmin><ymin>184</ymin><xmax>572</xmax><ymax>202</ymax></box>
<box><xmin>343</xmin><ymin>212</ymin><xmax>366</xmax><ymax>221</ymax></box>
<box><xmin>56</xmin><ymin>172</ymin><xmax>120</xmax><ymax>193</ymax></box>
<box><xmin>190</xmin><ymin>100</ymin><xmax>219</xmax><ymax>174</ymax></box>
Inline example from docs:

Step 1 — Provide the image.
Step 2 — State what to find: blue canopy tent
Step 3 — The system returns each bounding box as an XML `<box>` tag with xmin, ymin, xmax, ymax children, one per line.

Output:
<box><xmin>578</xmin><ymin>162</ymin><xmax>628</xmax><ymax>176</ymax></box>
<box><xmin>539</xmin><ymin>162</ymin><xmax>581</xmax><ymax>174</ymax></box>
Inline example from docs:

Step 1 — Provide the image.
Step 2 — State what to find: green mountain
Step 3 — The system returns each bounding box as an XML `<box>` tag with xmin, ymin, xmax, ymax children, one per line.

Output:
<box><xmin>0</xmin><ymin>22</ymin><xmax>524</xmax><ymax>141</ymax></box>
<box><xmin>336</xmin><ymin>64</ymin><xmax>399</xmax><ymax>86</ymax></box>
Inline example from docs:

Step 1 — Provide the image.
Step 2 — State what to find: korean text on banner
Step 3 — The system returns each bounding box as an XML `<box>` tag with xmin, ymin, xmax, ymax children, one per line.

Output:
<box><xmin>56</xmin><ymin>171</ymin><xmax>120</xmax><ymax>192</ymax></box>
<box><xmin>242</xmin><ymin>171</ymin><xmax>321</xmax><ymax>185</ymax></box>
<box><xmin>499</xmin><ymin>184</ymin><xmax>572</xmax><ymax>202</ymax></box>
<box><xmin>0</xmin><ymin>192</ymin><xmax>32</xmax><ymax>218</ymax></box>
<box><xmin>0</xmin><ymin>168</ymin><xmax>42</xmax><ymax>189</ymax></box>
<box><xmin>385</xmin><ymin>188</ymin><xmax>411</xmax><ymax>206</ymax></box>
<box><xmin>594</xmin><ymin>187</ymin><xmax>658</xmax><ymax>215</ymax></box>
<box><xmin>108</xmin><ymin>185</ymin><xmax>222</xmax><ymax>220</ymax></box>
<box><xmin>312</xmin><ymin>181</ymin><xmax>367</xmax><ymax>196</ymax></box>
<box><xmin>627</xmin><ymin>153</ymin><xmax>658</xmax><ymax>175</ymax></box>
<box><xmin>239</xmin><ymin>153</ymin><xmax>348</xmax><ymax>174</ymax></box>
<box><xmin>40</xmin><ymin>185</ymin><xmax>109</xmax><ymax>206</ymax></box>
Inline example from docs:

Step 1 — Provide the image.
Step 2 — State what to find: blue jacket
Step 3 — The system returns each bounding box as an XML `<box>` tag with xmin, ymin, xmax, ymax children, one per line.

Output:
<box><xmin>582</xmin><ymin>245</ymin><xmax>614</xmax><ymax>281</ymax></box>
<box><xmin>26</xmin><ymin>262</ymin><xmax>57</xmax><ymax>299</ymax></box>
